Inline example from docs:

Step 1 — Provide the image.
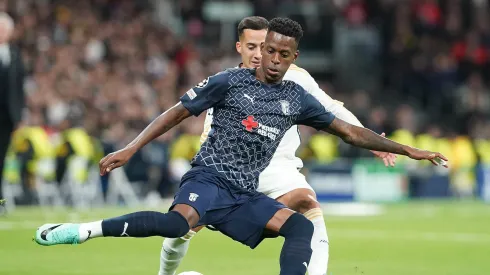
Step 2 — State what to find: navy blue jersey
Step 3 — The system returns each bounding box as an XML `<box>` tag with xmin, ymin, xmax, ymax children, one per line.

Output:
<box><xmin>180</xmin><ymin>68</ymin><xmax>335</xmax><ymax>191</ymax></box>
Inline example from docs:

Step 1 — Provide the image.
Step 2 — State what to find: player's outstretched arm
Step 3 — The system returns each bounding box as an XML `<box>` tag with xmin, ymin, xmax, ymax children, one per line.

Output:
<box><xmin>99</xmin><ymin>103</ymin><xmax>191</xmax><ymax>175</ymax></box>
<box><xmin>322</xmin><ymin>101</ymin><xmax>397</xmax><ymax>166</ymax></box>
<box><xmin>99</xmin><ymin>71</ymin><xmax>229</xmax><ymax>175</ymax></box>
<box><xmin>322</xmin><ymin>118</ymin><xmax>448</xmax><ymax>167</ymax></box>
<box><xmin>289</xmin><ymin>70</ymin><xmax>397</xmax><ymax>166</ymax></box>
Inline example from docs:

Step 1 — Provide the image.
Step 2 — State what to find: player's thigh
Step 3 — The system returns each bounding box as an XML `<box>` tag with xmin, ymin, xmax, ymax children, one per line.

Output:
<box><xmin>212</xmin><ymin>193</ymin><xmax>287</xmax><ymax>249</ymax></box>
<box><xmin>170</xmin><ymin>174</ymin><xmax>220</xmax><ymax>228</ymax></box>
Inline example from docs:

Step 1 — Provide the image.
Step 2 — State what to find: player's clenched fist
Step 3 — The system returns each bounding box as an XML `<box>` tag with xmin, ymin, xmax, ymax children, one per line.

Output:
<box><xmin>99</xmin><ymin>147</ymin><xmax>136</xmax><ymax>176</ymax></box>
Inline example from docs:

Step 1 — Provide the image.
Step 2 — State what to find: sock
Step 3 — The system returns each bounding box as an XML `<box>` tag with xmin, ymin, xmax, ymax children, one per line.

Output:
<box><xmin>99</xmin><ymin>211</ymin><xmax>189</xmax><ymax>239</ymax></box>
<box><xmin>278</xmin><ymin>213</ymin><xmax>314</xmax><ymax>275</ymax></box>
<box><xmin>304</xmin><ymin>208</ymin><xmax>329</xmax><ymax>275</ymax></box>
<box><xmin>158</xmin><ymin>230</ymin><xmax>196</xmax><ymax>275</ymax></box>
<box><xmin>79</xmin><ymin>220</ymin><xmax>103</xmax><ymax>243</ymax></box>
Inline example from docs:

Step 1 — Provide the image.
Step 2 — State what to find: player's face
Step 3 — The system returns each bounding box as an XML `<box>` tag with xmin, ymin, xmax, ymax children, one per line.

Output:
<box><xmin>236</xmin><ymin>29</ymin><xmax>268</xmax><ymax>68</ymax></box>
<box><xmin>260</xmin><ymin>31</ymin><xmax>298</xmax><ymax>83</ymax></box>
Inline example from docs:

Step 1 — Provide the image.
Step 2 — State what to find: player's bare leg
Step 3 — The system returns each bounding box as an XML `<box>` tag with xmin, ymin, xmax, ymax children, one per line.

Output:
<box><xmin>277</xmin><ymin>188</ymin><xmax>328</xmax><ymax>275</ymax></box>
<box><xmin>265</xmin><ymin>208</ymin><xmax>314</xmax><ymax>275</ymax></box>
<box><xmin>159</xmin><ymin>225</ymin><xmax>205</xmax><ymax>275</ymax></box>
<box><xmin>34</xmin><ymin>204</ymin><xmax>199</xmax><ymax>246</ymax></box>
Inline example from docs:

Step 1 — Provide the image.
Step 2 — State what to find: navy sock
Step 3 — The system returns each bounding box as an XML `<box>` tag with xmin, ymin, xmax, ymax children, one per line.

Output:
<box><xmin>101</xmin><ymin>211</ymin><xmax>190</xmax><ymax>238</ymax></box>
<box><xmin>278</xmin><ymin>213</ymin><xmax>314</xmax><ymax>275</ymax></box>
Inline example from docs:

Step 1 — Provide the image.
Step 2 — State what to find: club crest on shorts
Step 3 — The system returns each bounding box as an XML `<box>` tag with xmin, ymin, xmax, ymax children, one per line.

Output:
<box><xmin>279</xmin><ymin>100</ymin><xmax>290</xmax><ymax>115</ymax></box>
<box><xmin>195</xmin><ymin>77</ymin><xmax>209</xmax><ymax>88</ymax></box>
<box><xmin>189</xmin><ymin>193</ymin><xmax>199</xmax><ymax>202</ymax></box>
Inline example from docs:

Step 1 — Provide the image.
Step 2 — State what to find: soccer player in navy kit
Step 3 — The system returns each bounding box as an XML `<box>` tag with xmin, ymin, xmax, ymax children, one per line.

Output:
<box><xmin>34</xmin><ymin>18</ymin><xmax>447</xmax><ymax>275</ymax></box>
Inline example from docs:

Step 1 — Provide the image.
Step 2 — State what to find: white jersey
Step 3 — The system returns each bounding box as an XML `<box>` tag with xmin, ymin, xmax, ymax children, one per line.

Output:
<box><xmin>200</xmin><ymin>64</ymin><xmax>363</xmax><ymax>169</ymax></box>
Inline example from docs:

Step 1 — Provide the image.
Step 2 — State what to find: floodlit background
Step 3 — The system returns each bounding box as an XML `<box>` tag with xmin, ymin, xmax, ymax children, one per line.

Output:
<box><xmin>1</xmin><ymin>0</ymin><xmax>489</xmax><ymax>275</ymax></box>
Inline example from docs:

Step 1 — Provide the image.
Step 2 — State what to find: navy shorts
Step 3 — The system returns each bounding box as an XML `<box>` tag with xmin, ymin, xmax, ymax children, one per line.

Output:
<box><xmin>170</xmin><ymin>166</ymin><xmax>286</xmax><ymax>249</ymax></box>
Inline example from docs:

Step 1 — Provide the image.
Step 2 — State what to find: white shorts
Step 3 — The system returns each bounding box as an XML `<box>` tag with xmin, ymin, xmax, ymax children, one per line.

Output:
<box><xmin>257</xmin><ymin>162</ymin><xmax>313</xmax><ymax>199</ymax></box>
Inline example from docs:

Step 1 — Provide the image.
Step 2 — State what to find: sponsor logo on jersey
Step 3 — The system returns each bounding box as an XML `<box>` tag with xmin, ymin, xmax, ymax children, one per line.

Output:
<box><xmin>242</xmin><ymin>115</ymin><xmax>279</xmax><ymax>140</ymax></box>
<box><xmin>243</xmin><ymin>94</ymin><xmax>254</xmax><ymax>103</ymax></box>
<box><xmin>242</xmin><ymin>115</ymin><xmax>259</xmax><ymax>132</ymax></box>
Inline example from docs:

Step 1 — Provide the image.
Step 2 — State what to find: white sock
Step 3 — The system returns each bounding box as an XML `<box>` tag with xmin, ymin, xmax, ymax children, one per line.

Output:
<box><xmin>158</xmin><ymin>230</ymin><xmax>196</xmax><ymax>275</ymax></box>
<box><xmin>78</xmin><ymin>220</ymin><xmax>103</xmax><ymax>243</ymax></box>
<box><xmin>304</xmin><ymin>208</ymin><xmax>329</xmax><ymax>275</ymax></box>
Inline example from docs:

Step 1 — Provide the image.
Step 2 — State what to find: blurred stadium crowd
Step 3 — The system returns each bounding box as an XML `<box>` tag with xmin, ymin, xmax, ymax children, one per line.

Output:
<box><xmin>2</xmin><ymin>0</ymin><xmax>490</xmax><ymax>204</ymax></box>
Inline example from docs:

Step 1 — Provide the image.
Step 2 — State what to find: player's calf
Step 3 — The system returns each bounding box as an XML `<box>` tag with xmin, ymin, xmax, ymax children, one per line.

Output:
<box><xmin>278</xmin><ymin>188</ymin><xmax>329</xmax><ymax>275</ymax></box>
<box><xmin>159</xmin><ymin>226</ymin><xmax>204</xmax><ymax>275</ymax></box>
<box><xmin>34</xmin><ymin>208</ymin><xmax>197</xmax><ymax>246</ymax></box>
<box><xmin>303</xmin><ymin>207</ymin><xmax>329</xmax><ymax>275</ymax></box>
<box><xmin>101</xmin><ymin>210</ymin><xmax>190</xmax><ymax>238</ymax></box>
<box><xmin>276</xmin><ymin>211</ymin><xmax>314</xmax><ymax>275</ymax></box>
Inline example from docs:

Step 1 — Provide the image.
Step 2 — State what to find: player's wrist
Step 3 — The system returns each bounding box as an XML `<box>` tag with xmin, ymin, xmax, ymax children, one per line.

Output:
<box><xmin>124</xmin><ymin>144</ymin><xmax>139</xmax><ymax>155</ymax></box>
<box><xmin>403</xmin><ymin>146</ymin><xmax>416</xmax><ymax>157</ymax></box>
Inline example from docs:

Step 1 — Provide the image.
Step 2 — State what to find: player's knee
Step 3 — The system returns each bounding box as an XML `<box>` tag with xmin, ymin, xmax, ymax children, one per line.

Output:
<box><xmin>159</xmin><ymin>211</ymin><xmax>190</xmax><ymax>238</ymax></box>
<box><xmin>171</xmin><ymin>204</ymin><xmax>201</xmax><ymax>228</ymax></box>
<box><xmin>279</xmin><ymin>212</ymin><xmax>314</xmax><ymax>240</ymax></box>
<box><xmin>296</xmin><ymin>192</ymin><xmax>320</xmax><ymax>214</ymax></box>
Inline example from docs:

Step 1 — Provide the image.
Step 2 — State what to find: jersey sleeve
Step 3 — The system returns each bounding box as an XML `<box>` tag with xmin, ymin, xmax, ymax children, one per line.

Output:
<box><xmin>180</xmin><ymin>72</ymin><xmax>228</xmax><ymax>116</ymax></box>
<box><xmin>296</xmin><ymin>87</ymin><xmax>336</xmax><ymax>130</ymax></box>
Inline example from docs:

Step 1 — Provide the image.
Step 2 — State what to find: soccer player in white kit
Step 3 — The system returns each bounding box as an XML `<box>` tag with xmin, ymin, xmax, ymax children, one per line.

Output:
<box><xmin>159</xmin><ymin>16</ymin><xmax>397</xmax><ymax>275</ymax></box>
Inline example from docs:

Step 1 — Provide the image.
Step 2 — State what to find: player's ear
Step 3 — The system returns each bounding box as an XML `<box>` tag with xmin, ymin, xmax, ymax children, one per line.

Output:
<box><xmin>236</xmin><ymin>41</ymin><xmax>242</xmax><ymax>54</ymax></box>
<box><xmin>260</xmin><ymin>42</ymin><xmax>265</xmax><ymax>50</ymax></box>
<box><xmin>293</xmin><ymin>50</ymin><xmax>299</xmax><ymax>62</ymax></box>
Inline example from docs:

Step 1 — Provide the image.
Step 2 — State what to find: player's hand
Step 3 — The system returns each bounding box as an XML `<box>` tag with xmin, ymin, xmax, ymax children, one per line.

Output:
<box><xmin>370</xmin><ymin>133</ymin><xmax>398</xmax><ymax>167</ymax></box>
<box><xmin>406</xmin><ymin>148</ymin><xmax>448</xmax><ymax>168</ymax></box>
<box><xmin>99</xmin><ymin>147</ymin><xmax>136</xmax><ymax>176</ymax></box>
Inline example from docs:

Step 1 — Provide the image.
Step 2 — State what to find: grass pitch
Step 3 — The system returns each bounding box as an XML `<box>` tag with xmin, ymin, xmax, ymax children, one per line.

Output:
<box><xmin>0</xmin><ymin>200</ymin><xmax>489</xmax><ymax>275</ymax></box>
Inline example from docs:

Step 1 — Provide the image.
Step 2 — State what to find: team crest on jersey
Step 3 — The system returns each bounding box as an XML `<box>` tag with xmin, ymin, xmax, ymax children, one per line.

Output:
<box><xmin>279</xmin><ymin>100</ymin><xmax>290</xmax><ymax>115</ymax></box>
<box><xmin>195</xmin><ymin>77</ymin><xmax>209</xmax><ymax>88</ymax></box>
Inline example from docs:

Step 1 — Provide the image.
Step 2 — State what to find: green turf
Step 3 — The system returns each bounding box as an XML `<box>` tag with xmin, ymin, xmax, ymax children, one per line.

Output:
<box><xmin>0</xmin><ymin>201</ymin><xmax>489</xmax><ymax>275</ymax></box>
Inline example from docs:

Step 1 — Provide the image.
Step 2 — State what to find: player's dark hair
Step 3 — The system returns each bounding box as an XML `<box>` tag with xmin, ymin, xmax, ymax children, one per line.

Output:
<box><xmin>237</xmin><ymin>16</ymin><xmax>269</xmax><ymax>37</ymax></box>
<box><xmin>268</xmin><ymin>17</ymin><xmax>303</xmax><ymax>44</ymax></box>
